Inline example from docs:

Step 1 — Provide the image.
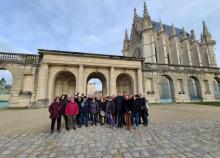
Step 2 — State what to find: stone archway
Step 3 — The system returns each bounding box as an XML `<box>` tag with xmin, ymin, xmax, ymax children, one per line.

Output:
<box><xmin>159</xmin><ymin>75</ymin><xmax>175</xmax><ymax>103</ymax></box>
<box><xmin>86</xmin><ymin>72</ymin><xmax>107</xmax><ymax>96</ymax></box>
<box><xmin>54</xmin><ymin>71</ymin><xmax>76</xmax><ymax>97</ymax></box>
<box><xmin>187</xmin><ymin>76</ymin><xmax>202</xmax><ymax>101</ymax></box>
<box><xmin>116</xmin><ymin>73</ymin><xmax>134</xmax><ymax>95</ymax></box>
<box><xmin>213</xmin><ymin>77</ymin><xmax>220</xmax><ymax>99</ymax></box>
<box><xmin>0</xmin><ymin>68</ymin><xmax>13</xmax><ymax>108</ymax></box>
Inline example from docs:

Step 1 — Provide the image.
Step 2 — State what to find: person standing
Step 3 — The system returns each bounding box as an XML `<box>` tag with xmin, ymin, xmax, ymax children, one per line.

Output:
<box><xmin>90</xmin><ymin>97</ymin><xmax>99</xmax><ymax>126</ymax></box>
<box><xmin>48</xmin><ymin>97</ymin><xmax>62</xmax><ymax>134</ymax></box>
<box><xmin>132</xmin><ymin>95</ymin><xmax>142</xmax><ymax>129</ymax></box>
<box><xmin>79</xmin><ymin>97</ymin><xmax>90</xmax><ymax>127</ymax></box>
<box><xmin>140</xmin><ymin>94</ymin><xmax>149</xmax><ymax>126</ymax></box>
<box><xmin>123</xmin><ymin>95</ymin><xmax>132</xmax><ymax>131</ymax></box>
<box><xmin>106</xmin><ymin>96</ymin><xmax>116</xmax><ymax>129</ymax></box>
<box><xmin>76</xmin><ymin>96</ymin><xmax>83</xmax><ymax>125</ymax></box>
<box><xmin>99</xmin><ymin>97</ymin><xmax>107</xmax><ymax>125</ymax></box>
<box><xmin>60</xmin><ymin>95</ymin><xmax>69</xmax><ymax>130</ymax></box>
<box><xmin>65</xmin><ymin>97</ymin><xmax>79</xmax><ymax>130</ymax></box>
<box><xmin>114</xmin><ymin>91</ymin><xmax>124</xmax><ymax>128</ymax></box>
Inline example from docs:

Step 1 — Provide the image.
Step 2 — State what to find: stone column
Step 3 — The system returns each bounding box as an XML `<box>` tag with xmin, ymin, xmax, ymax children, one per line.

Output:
<box><xmin>39</xmin><ymin>63</ymin><xmax>49</xmax><ymax>101</ymax></box>
<box><xmin>137</xmin><ymin>68</ymin><xmax>144</xmax><ymax>94</ymax></box>
<box><xmin>78</xmin><ymin>65</ymin><xmax>84</xmax><ymax>94</ymax></box>
<box><xmin>109</xmin><ymin>67</ymin><xmax>116</xmax><ymax>96</ymax></box>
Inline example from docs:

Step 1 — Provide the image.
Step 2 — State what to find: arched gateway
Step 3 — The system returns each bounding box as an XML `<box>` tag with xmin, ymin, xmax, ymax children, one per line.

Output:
<box><xmin>38</xmin><ymin>49</ymin><xmax>144</xmax><ymax>103</ymax></box>
<box><xmin>54</xmin><ymin>71</ymin><xmax>76</xmax><ymax>97</ymax></box>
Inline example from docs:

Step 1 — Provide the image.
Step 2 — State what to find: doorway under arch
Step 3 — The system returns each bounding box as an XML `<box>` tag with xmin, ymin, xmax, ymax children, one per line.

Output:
<box><xmin>116</xmin><ymin>73</ymin><xmax>134</xmax><ymax>95</ymax></box>
<box><xmin>187</xmin><ymin>76</ymin><xmax>202</xmax><ymax>101</ymax></box>
<box><xmin>213</xmin><ymin>77</ymin><xmax>220</xmax><ymax>99</ymax></box>
<box><xmin>0</xmin><ymin>69</ymin><xmax>13</xmax><ymax>108</ymax></box>
<box><xmin>54</xmin><ymin>71</ymin><xmax>76</xmax><ymax>98</ymax></box>
<box><xmin>159</xmin><ymin>75</ymin><xmax>175</xmax><ymax>103</ymax></box>
<box><xmin>86</xmin><ymin>72</ymin><xmax>107</xmax><ymax>96</ymax></box>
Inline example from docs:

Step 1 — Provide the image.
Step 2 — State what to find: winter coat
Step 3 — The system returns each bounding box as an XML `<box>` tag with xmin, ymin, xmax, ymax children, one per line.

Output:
<box><xmin>49</xmin><ymin>101</ymin><xmax>62</xmax><ymax>119</ymax></box>
<box><xmin>114</xmin><ymin>96</ymin><xmax>124</xmax><ymax>112</ymax></box>
<box><xmin>123</xmin><ymin>99</ymin><xmax>132</xmax><ymax>112</ymax></box>
<box><xmin>79</xmin><ymin>100</ymin><xmax>90</xmax><ymax>113</ymax></box>
<box><xmin>99</xmin><ymin>101</ymin><xmax>107</xmax><ymax>112</ymax></box>
<box><xmin>140</xmin><ymin>97</ymin><xmax>147</xmax><ymax>111</ymax></box>
<box><xmin>65</xmin><ymin>102</ymin><xmax>79</xmax><ymax>116</ymax></box>
<box><xmin>132</xmin><ymin>99</ymin><xmax>142</xmax><ymax>113</ymax></box>
<box><xmin>60</xmin><ymin>99</ymin><xmax>68</xmax><ymax>115</ymax></box>
<box><xmin>106</xmin><ymin>101</ymin><xmax>115</xmax><ymax>114</ymax></box>
<box><xmin>90</xmin><ymin>101</ymin><xmax>99</xmax><ymax>114</ymax></box>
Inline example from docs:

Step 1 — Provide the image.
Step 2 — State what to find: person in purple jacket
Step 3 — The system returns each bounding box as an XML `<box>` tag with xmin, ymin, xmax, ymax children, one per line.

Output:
<box><xmin>48</xmin><ymin>97</ymin><xmax>62</xmax><ymax>134</ymax></box>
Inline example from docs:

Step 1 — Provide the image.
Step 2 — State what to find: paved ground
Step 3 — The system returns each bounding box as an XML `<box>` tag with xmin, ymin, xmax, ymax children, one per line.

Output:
<box><xmin>0</xmin><ymin>104</ymin><xmax>220</xmax><ymax>158</ymax></box>
<box><xmin>0</xmin><ymin>121</ymin><xmax>220</xmax><ymax>158</ymax></box>
<box><xmin>1</xmin><ymin>104</ymin><xmax>220</xmax><ymax>136</ymax></box>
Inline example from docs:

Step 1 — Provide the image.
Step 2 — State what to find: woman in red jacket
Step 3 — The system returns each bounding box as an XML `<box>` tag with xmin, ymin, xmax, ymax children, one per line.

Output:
<box><xmin>65</xmin><ymin>97</ymin><xmax>79</xmax><ymax>130</ymax></box>
<box><xmin>48</xmin><ymin>97</ymin><xmax>62</xmax><ymax>134</ymax></box>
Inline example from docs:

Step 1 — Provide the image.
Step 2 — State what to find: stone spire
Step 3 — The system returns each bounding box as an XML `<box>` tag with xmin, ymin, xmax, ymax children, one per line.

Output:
<box><xmin>134</xmin><ymin>8</ymin><xmax>138</xmax><ymax>19</ymax></box>
<box><xmin>142</xmin><ymin>1</ymin><xmax>152</xmax><ymax>29</ymax></box>
<box><xmin>124</xmin><ymin>29</ymin><xmax>129</xmax><ymax>41</ymax></box>
<box><xmin>202</xmin><ymin>21</ymin><xmax>212</xmax><ymax>42</ymax></box>
<box><xmin>171</xmin><ymin>24</ymin><xmax>176</xmax><ymax>36</ymax></box>
<box><xmin>190</xmin><ymin>30</ymin><xmax>196</xmax><ymax>42</ymax></box>
<box><xmin>159</xmin><ymin>19</ymin><xmax>164</xmax><ymax>32</ymax></box>
<box><xmin>123</xmin><ymin>29</ymin><xmax>130</xmax><ymax>56</ymax></box>
<box><xmin>181</xmin><ymin>27</ymin><xmax>187</xmax><ymax>39</ymax></box>
<box><xmin>143</xmin><ymin>1</ymin><xmax>149</xmax><ymax>18</ymax></box>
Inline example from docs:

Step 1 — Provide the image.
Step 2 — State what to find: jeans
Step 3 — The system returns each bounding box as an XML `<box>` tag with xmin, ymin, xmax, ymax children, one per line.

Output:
<box><xmin>107</xmin><ymin>113</ymin><xmax>115</xmax><ymax>127</ymax></box>
<box><xmin>51</xmin><ymin>117</ymin><xmax>61</xmax><ymax>131</ymax></box>
<box><xmin>91</xmin><ymin>113</ymin><xmax>98</xmax><ymax>125</ymax></box>
<box><xmin>80</xmin><ymin>112</ymin><xmax>89</xmax><ymax>126</ymax></box>
<box><xmin>67</xmin><ymin>115</ymin><xmax>77</xmax><ymax>129</ymax></box>
<box><xmin>132</xmin><ymin>112</ymin><xmax>139</xmax><ymax>127</ymax></box>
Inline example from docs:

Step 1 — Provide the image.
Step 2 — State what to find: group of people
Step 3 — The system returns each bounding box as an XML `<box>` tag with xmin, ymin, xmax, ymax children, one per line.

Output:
<box><xmin>48</xmin><ymin>92</ymin><xmax>149</xmax><ymax>134</ymax></box>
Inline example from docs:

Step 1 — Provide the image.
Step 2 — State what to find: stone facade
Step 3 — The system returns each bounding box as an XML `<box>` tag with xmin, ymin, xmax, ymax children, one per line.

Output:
<box><xmin>0</xmin><ymin>2</ymin><xmax>220</xmax><ymax>107</ymax></box>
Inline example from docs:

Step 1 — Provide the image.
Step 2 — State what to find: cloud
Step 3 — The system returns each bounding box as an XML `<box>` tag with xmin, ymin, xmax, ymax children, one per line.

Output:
<box><xmin>0</xmin><ymin>0</ymin><xmax>219</xmax><ymax>66</ymax></box>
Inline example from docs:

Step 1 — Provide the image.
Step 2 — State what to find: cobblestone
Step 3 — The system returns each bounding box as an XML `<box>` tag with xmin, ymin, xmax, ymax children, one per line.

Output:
<box><xmin>0</xmin><ymin>120</ymin><xmax>220</xmax><ymax>158</ymax></box>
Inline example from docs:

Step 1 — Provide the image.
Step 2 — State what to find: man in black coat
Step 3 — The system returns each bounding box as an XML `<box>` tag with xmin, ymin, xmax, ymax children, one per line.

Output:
<box><xmin>114</xmin><ymin>91</ymin><xmax>124</xmax><ymax>128</ymax></box>
<box><xmin>140</xmin><ymin>94</ymin><xmax>149</xmax><ymax>126</ymax></box>
<box><xmin>132</xmin><ymin>95</ymin><xmax>142</xmax><ymax>128</ymax></box>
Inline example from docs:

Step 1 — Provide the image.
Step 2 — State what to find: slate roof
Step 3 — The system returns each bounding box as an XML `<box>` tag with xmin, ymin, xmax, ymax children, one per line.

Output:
<box><xmin>152</xmin><ymin>21</ymin><xmax>185</xmax><ymax>36</ymax></box>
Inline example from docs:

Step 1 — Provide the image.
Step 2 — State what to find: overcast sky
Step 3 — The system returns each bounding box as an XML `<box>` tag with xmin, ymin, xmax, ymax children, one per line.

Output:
<box><xmin>0</xmin><ymin>0</ymin><xmax>220</xmax><ymax>85</ymax></box>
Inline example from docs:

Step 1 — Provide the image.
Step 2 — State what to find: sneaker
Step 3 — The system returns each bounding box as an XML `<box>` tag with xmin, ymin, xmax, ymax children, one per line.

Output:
<box><xmin>50</xmin><ymin>131</ymin><xmax>54</xmax><ymax>134</ymax></box>
<box><xmin>57</xmin><ymin>130</ymin><xmax>61</xmax><ymax>133</ymax></box>
<box><xmin>73</xmin><ymin>127</ymin><xmax>76</xmax><ymax>130</ymax></box>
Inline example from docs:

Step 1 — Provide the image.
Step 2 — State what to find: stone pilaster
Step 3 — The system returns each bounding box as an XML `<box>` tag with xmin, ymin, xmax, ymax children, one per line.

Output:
<box><xmin>78</xmin><ymin>65</ymin><xmax>84</xmax><ymax>94</ymax></box>
<box><xmin>137</xmin><ymin>68</ymin><xmax>144</xmax><ymax>94</ymax></box>
<box><xmin>109</xmin><ymin>67</ymin><xmax>116</xmax><ymax>96</ymax></box>
<box><xmin>38</xmin><ymin>63</ymin><xmax>49</xmax><ymax>101</ymax></box>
